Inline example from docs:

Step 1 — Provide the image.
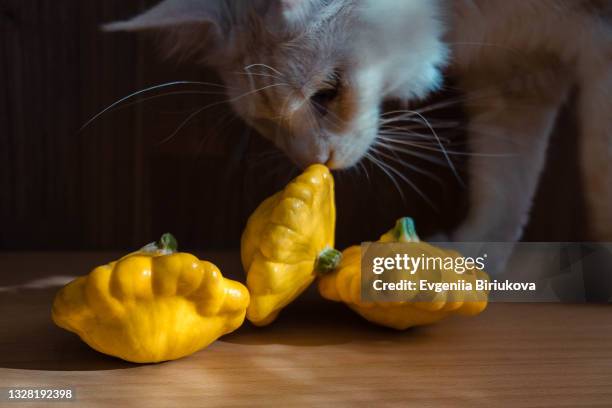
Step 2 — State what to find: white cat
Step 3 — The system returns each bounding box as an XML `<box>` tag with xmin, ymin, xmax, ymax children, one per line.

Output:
<box><xmin>107</xmin><ymin>0</ymin><xmax>612</xmax><ymax>243</ymax></box>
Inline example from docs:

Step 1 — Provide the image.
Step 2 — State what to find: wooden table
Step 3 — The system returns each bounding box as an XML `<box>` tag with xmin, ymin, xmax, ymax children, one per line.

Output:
<box><xmin>1</xmin><ymin>252</ymin><xmax>611</xmax><ymax>407</ymax></box>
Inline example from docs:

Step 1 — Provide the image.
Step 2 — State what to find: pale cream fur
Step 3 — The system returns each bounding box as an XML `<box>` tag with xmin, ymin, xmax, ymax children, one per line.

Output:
<box><xmin>448</xmin><ymin>0</ymin><xmax>612</xmax><ymax>241</ymax></box>
<box><xmin>108</xmin><ymin>0</ymin><xmax>612</xmax><ymax>243</ymax></box>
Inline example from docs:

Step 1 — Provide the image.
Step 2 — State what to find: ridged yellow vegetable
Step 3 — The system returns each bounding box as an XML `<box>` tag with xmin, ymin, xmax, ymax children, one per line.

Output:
<box><xmin>318</xmin><ymin>218</ymin><xmax>489</xmax><ymax>330</ymax></box>
<box><xmin>52</xmin><ymin>234</ymin><xmax>249</xmax><ymax>363</ymax></box>
<box><xmin>241</xmin><ymin>164</ymin><xmax>336</xmax><ymax>326</ymax></box>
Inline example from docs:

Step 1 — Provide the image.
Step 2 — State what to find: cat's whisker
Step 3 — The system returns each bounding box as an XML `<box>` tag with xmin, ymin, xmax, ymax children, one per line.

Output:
<box><xmin>378</xmin><ymin>135</ymin><xmax>443</xmax><ymax>148</ymax></box>
<box><xmin>381</xmin><ymin>109</ymin><xmax>420</xmax><ymax>118</ymax></box>
<box><xmin>365</xmin><ymin>153</ymin><xmax>407</xmax><ymax>203</ymax></box>
<box><xmin>381</xmin><ymin>109</ymin><xmax>451</xmax><ymax>121</ymax></box>
<box><xmin>381</xmin><ymin>120</ymin><xmax>461</xmax><ymax>134</ymax></box>
<box><xmin>378</xmin><ymin>133</ymin><xmax>486</xmax><ymax>157</ymax></box>
<box><xmin>380</xmin><ymin>113</ymin><xmax>419</xmax><ymax>126</ymax></box>
<box><xmin>367</xmin><ymin>151</ymin><xmax>438</xmax><ymax>209</ymax></box>
<box><xmin>379</xmin><ymin>88</ymin><xmax>495</xmax><ymax>122</ymax></box>
<box><xmin>271</xmin><ymin>88</ymin><xmax>300</xmax><ymax>152</ymax></box>
<box><xmin>80</xmin><ymin>81</ymin><xmax>234</xmax><ymax>132</ymax></box>
<box><xmin>380</xmin><ymin>118</ymin><xmax>461</xmax><ymax>129</ymax></box>
<box><xmin>244</xmin><ymin>63</ymin><xmax>286</xmax><ymax>79</ymax></box>
<box><xmin>375</xmin><ymin>139</ymin><xmax>451</xmax><ymax>166</ymax></box>
<box><xmin>380</xmin><ymin>135</ymin><xmax>515</xmax><ymax>158</ymax></box>
<box><xmin>380</xmin><ymin>122</ymin><xmax>432</xmax><ymax>132</ymax></box>
<box><xmin>358</xmin><ymin>160</ymin><xmax>371</xmax><ymax>184</ymax></box>
<box><xmin>407</xmin><ymin>97</ymin><xmax>468</xmax><ymax>116</ymax></box>
<box><xmin>158</xmin><ymin>106</ymin><xmax>215</xmax><ymax>146</ymax></box>
<box><xmin>383</xmin><ymin>116</ymin><xmax>521</xmax><ymax>148</ymax></box>
<box><xmin>191</xmin><ymin>110</ymin><xmax>238</xmax><ymax>167</ymax></box>
<box><xmin>380</xmin><ymin>113</ymin><xmax>434</xmax><ymax>128</ymax></box>
<box><xmin>380</xmin><ymin>113</ymin><xmax>453</xmax><ymax>129</ymax></box>
<box><xmin>309</xmin><ymin>99</ymin><xmax>350</xmax><ymax>130</ymax></box>
<box><xmin>159</xmin><ymin>83</ymin><xmax>289</xmax><ymax>145</ymax></box>
<box><xmin>242</xmin><ymin>67</ymin><xmax>286</xmax><ymax>88</ymax></box>
<box><xmin>379</xmin><ymin>134</ymin><xmax>454</xmax><ymax>149</ymax></box>
<box><xmin>379</xmin><ymin>128</ymin><xmax>453</xmax><ymax>144</ymax></box>
<box><xmin>236</xmin><ymin>71</ymin><xmax>283</xmax><ymax>80</ymax></box>
<box><xmin>380</xmin><ymin>139</ymin><xmax>445</xmax><ymax>151</ymax></box>
<box><xmin>301</xmin><ymin>98</ymin><xmax>329</xmax><ymax>149</ymax></box>
<box><xmin>380</xmin><ymin>125</ymin><xmax>450</xmax><ymax>141</ymax></box>
<box><xmin>370</xmin><ymin>145</ymin><xmax>446</xmax><ymax>186</ymax></box>
<box><xmin>398</xmin><ymin>110</ymin><xmax>463</xmax><ymax>186</ymax></box>
<box><xmin>103</xmin><ymin>90</ymin><xmax>229</xmax><ymax>117</ymax></box>
<box><xmin>420</xmin><ymin>92</ymin><xmax>499</xmax><ymax>115</ymax></box>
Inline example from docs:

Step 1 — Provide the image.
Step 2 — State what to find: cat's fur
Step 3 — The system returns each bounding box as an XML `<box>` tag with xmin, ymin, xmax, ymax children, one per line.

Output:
<box><xmin>107</xmin><ymin>0</ymin><xmax>612</xmax><ymax>242</ymax></box>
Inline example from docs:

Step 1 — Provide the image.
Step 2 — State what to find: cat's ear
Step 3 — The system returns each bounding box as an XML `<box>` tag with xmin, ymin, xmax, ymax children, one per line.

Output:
<box><xmin>104</xmin><ymin>0</ymin><xmax>227</xmax><ymax>62</ymax></box>
<box><xmin>103</xmin><ymin>0</ymin><xmax>223</xmax><ymax>33</ymax></box>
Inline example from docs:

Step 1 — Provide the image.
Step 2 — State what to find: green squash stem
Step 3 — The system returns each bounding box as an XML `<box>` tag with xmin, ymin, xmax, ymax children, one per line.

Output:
<box><xmin>392</xmin><ymin>217</ymin><xmax>420</xmax><ymax>243</ymax></box>
<box><xmin>140</xmin><ymin>233</ymin><xmax>178</xmax><ymax>254</ymax></box>
<box><xmin>315</xmin><ymin>247</ymin><xmax>343</xmax><ymax>275</ymax></box>
<box><xmin>159</xmin><ymin>233</ymin><xmax>178</xmax><ymax>252</ymax></box>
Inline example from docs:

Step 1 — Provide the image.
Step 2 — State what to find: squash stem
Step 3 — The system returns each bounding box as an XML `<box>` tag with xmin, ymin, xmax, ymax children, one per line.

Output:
<box><xmin>140</xmin><ymin>233</ymin><xmax>178</xmax><ymax>255</ymax></box>
<box><xmin>393</xmin><ymin>217</ymin><xmax>420</xmax><ymax>243</ymax></box>
<box><xmin>315</xmin><ymin>247</ymin><xmax>342</xmax><ymax>274</ymax></box>
<box><xmin>159</xmin><ymin>233</ymin><xmax>178</xmax><ymax>252</ymax></box>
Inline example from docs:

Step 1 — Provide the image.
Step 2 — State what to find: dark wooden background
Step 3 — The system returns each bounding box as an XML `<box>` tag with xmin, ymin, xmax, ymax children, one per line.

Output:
<box><xmin>0</xmin><ymin>0</ymin><xmax>584</xmax><ymax>251</ymax></box>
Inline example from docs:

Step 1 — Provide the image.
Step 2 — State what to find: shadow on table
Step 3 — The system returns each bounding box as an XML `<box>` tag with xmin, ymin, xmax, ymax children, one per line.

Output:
<box><xmin>221</xmin><ymin>286</ymin><xmax>434</xmax><ymax>347</ymax></box>
<box><xmin>0</xmin><ymin>287</ymin><xmax>136</xmax><ymax>371</ymax></box>
<box><xmin>0</xmin><ymin>283</ymin><xmax>434</xmax><ymax>371</ymax></box>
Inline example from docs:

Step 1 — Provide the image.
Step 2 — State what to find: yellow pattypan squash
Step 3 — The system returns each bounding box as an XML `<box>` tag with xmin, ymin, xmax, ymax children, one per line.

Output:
<box><xmin>52</xmin><ymin>234</ymin><xmax>249</xmax><ymax>363</ymax></box>
<box><xmin>241</xmin><ymin>164</ymin><xmax>338</xmax><ymax>326</ymax></box>
<box><xmin>318</xmin><ymin>218</ymin><xmax>489</xmax><ymax>330</ymax></box>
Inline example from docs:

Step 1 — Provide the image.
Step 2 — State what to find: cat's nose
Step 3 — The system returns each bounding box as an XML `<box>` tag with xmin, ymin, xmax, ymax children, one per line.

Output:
<box><xmin>311</xmin><ymin>150</ymin><xmax>331</xmax><ymax>166</ymax></box>
<box><xmin>323</xmin><ymin>150</ymin><xmax>337</xmax><ymax>169</ymax></box>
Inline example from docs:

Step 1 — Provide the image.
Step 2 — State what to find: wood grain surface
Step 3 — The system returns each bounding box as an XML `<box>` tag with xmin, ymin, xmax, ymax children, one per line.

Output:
<box><xmin>1</xmin><ymin>252</ymin><xmax>611</xmax><ymax>407</ymax></box>
<box><xmin>0</xmin><ymin>1</ymin><xmax>585</xmax><ymax>252</ymax></box>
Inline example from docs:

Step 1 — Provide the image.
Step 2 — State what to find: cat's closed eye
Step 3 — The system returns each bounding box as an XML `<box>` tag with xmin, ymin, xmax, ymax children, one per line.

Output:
<box><xmin>310</xmin><ymin>70</ymin><xmax>342</xmax><ymax>117</ymax></box>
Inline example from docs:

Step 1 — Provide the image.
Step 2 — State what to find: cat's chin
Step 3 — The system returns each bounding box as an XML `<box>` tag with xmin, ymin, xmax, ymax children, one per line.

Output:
<box><xmin>325</xmin><ymin>155</ymin><xmax>363</xmax><ymax>171</ymax></box>
<box><xmin>284</xmin><ymin>143</ymin><xmax>368</xmax><ymax>170</ymax></box>
<box><xmin>287</xmin><ymin>155</ymin><xmax>362</xmax><ymax>171</ymax></box>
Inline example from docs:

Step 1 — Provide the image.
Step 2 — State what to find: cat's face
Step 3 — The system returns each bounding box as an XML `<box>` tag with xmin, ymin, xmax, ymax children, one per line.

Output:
<box><xmin>216</xmin><ymin>4</ymin><xmax>380</xmax><ymax>169</ymax></box>
<box><xmin>107</xmin><ymin>0</ymin><xmax>448</xmax><ymax>169</ymax></box>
